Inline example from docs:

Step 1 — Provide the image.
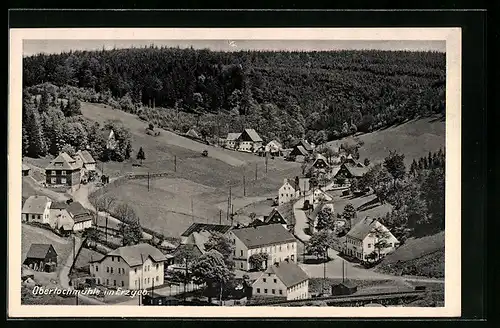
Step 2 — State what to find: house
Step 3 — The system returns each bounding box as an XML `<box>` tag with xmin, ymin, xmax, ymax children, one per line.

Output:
<box><xmin>74</xmin><ymin>150</ymin><xmax>96</xmax><ymax>172</ymax></box>
<box><xmin>294</xmin><ymin>140</ymin><xmax>314</xmax><ymax>153</ymax></box>
<box><xmin>49</xmin><ymin>201</ymin><xmax>92</xmax><ymax>233</ymax></box>
<box><xmin>312</xmin><ymin>154</ymin><xmax>330</xmax><ymax>169</ymax></box>
<box><xmin>106</xmin><ymin>129</ymin><xmax>117</xmax><ymax>150</ymax></box>
<box><xmin>236</xmin><ymin>129</ymin><xmax>263</xmax><ymax>153</ymax></box>
<box><xmin>22</xmin><ymin>195</ymin><xmax>52</xmax><ymax>224</ymax></box>
<box><xmin>289</xmin><ymin>145</ymin><xmax>309</xmax><ymax>158</ymax></box>
<box><xmin>45</xmin><ymin>152</ymin><xmax>82</xmax><ymax>190</ymax></box>
<box><xmin>225</xmin><ymin>133</ymin><xmax>242</xmax><ymax>150</ymax></box>
<box><xmin>264</xmin><ymin>140</ymin><xmax>283</xmax><ymax>156</ymax></box>
<box><xmin>252</xmin><ymin>260</ymin><xmax>309</xmax><ymax>300</ymax></box>
<box><xmin>278</xmin><ymin>178</ymin><xmax>301</xmax><ymax>205</ymax></box>
<box><xmin>307</xmin><ymin>200</ymin><xmax>335</xmax><ymax>234</ymax></box>
<box><xmin>344</xmin><ymin>217</ymin><xmax>399</xmax><ymax>262</ymax></box>
<box><xmin>89</xmin><ymin>243</ymin><xmax>167</xmax><ymax>289</ymax></box>
<box><xmin>49</xmin><ymin>201</ymin><xmax>72</xmax><ymax>231</ymax></box>
<box><xmin>180</xmin><ymin>223</ymin><xmax>232</xmax><ymax>244</ymax></box>
<box><xmin>334</xmin><ymin>162</ymin><xmax>369</xmax><ymax>184</ymax></box>
<box><xmin>66</xmin><ymin>201</ymin><xmax>93</xmax><ymax>231</ymax></box>
<box><xmin>331</xmin><ymin>282</ymin><xmax>358</xmax><ymax>296</ymax></box>
<box><xmin>312</xmin><ymin>188</ymin><xmax>334</xmax><ymax>205</ymax></box>
<box><xmin>185</xmin><ymin>128</ymin><xmax>201</xmax><ymax>140</ymax></box>
<box><xmin>264</xmin><ymin>202</ymin><xmax>296</xmax><ymax>231</ymax></box>
<box><xmin>23</xmin><ymin>244</ymin><xmax>58</xmax><ymax>272</ymax></box>
<box><xmin>22</xmin><ymin>163</ymin><xmax>30</xmax><ymax>176</ymax></box>
<box><xmin>228</xmin><ymin>224</ymin><xmax>298</xmax><ymax>271</ymax></box>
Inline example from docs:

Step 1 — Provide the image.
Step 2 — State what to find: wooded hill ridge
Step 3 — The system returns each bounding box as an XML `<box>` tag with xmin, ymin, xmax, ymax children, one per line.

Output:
<box><xmin>23</xmin><ymin>47</ymin><xmax>445</xmax><ymax>147</ymax></box>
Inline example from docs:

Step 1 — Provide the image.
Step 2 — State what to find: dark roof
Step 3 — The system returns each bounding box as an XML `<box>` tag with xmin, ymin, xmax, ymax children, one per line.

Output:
<box><xmin>240</xmin><ymin>129</ymin><xmax>263</xmax><ymax>142</ymax></box>
<box><xmin>45</xmin><ymin>152</ymin><xmax>80</xmax><ymax>171</ymax></box>
<box><xmin>346</xmin><ymin>217</ymin><xmax>378</xmax><ymax>240</ymax></box>
<box><xmin>342</xmin><ymin>163</ymin><xmax>369</xmax><ymax>177</ymax></box>
<box><xmin>181</xmin><ymin>223</ymin><xmax>232</xmax><ymax>237</ymax></box>
<box><xmin>26</xmin><ymin>244</ymin><xmax>56</xmax><ymax>259</ymax></box>
<box><xmin>231</xmin><ymin>224</ymin><xmax>297</xmax><ymax>248</ymax></box>
<box><xmin>295</xmin><ymin>140</ymin><xmax>313</xmax><ymax>152</ymax></box>
<box><xmin>67</xmin><ymin>202</ymin><xmax>89</xmax><ymax>217</ymax></box>
<box><xmin>291</xmin><ymin>145</ymin><xmax>309</xmax><ymax>157</ymax></box>
<box><xmin>248</xmin><ymin>218</ymin><xmax>267</xmax><ymax>227</ymax></box>
<box><xmin>77</xmin><ymin>150</ymin><xmax>96</xmax><ymax>164</ymax></box>
<box><xmin>22</xmin><ymin>196</ymin><xmax>51</xmax><ymax>214</ymax></box>
<box><xmin>91</xmin><ymin>243</ymin><xmax>167</xmax><ymax>266</ymax></box>
<box><xmin>332</xmin><ymin>281</ymin><xmax>358</xmax><ymax>289</ymax></box>
<box><xmin>266</xmin><ymin>202</ymin><xmax>295</xmax><ymax>226</ymax></box>
<box><xmin>264</xmin><ymin>261</ymin><xmax>309</xmax><ymax>288</ymax></box>
<box><xmin>50</xmin><ymin>201</ymin><xmax>67</xmax><ymax>210</ymax></box>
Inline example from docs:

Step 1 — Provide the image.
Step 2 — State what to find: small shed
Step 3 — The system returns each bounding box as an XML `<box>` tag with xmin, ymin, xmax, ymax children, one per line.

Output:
<box><xmin>22</xmin><ymin>163</ymin><xmax>30</xmax><ymax>176</ymax></box>
<box><xmin>142</xmin><ymin>293</ymin><xmax>180</xmax><ymax>306</ymax></box>
<box><xmin>331</xmin><ymin>282</ymin><xmax>358</xmax><ymax>296</ymax></box>
<box><xmin>23</xmin><ymin>244</ymin><xmax>58</xmax><ymax>272</ymax></box>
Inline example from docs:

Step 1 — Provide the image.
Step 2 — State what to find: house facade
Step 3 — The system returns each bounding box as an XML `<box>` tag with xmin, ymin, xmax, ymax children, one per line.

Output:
<box><xmin>236</xmin><ymin>129</ymin><xmax>263</xmax><ymax>153</ymax></box>
<box><xmin>225</xmin><ymin>133</ymin><xmax>241</xmax><ymax>150</ymax></box>
<box><xmin>22</xmin><ymin>163</ymin><xmax>30</xmax><ymax>176</ymax></box>
<box><xmin>252</xmin><ymin>260</ymin><xmax>309</xmax><ymax>300</ymax></box>
<box><xmin>334</xmin><ymin>162</ymin><xmax>369</xmax><ymax>184</ymax></box>
<box><xmin>312</xmin><ymin>154</ymin><xmax>330</xmax><ymax>169</ymax></box>
<box><xmin>264</xmin><ymin>203</ymin><xmax>295</xmax><ymax>232</ymax></box>
<box><xmin>312</xmin><ymin>189</ymin><xmax>333</xmax><ymax>205</ymax></box>
<box><xmin>278</xmin><ymin>178</ymin><xmax>300</xmax><ymax>205</ymax></box>
<box><xmin>228</xmin><ymin>224</ymin><xmax>298</xmax><ymax>271</ymax></box>
<box><xmin>344</xmin><ymin>217</ymin><xmax>399</xmax><ymax>262</ymax></box>
<box><xmin>74</xmin><ymin>150</ymin><xmax>96</xmax><ymax>172</ymax></box>
<box><xmin>45</xmin><ymin>152</ymin><xmax>81</xmax><ymax>189</ymax></box>
<box><xmin>89</xmin><ymin>243</ymin><xmax>166</xmax><ymax>289</ymax></box>
<box><xmin>22</xmin><ymin>195</ymin><xmax>52</xmax><ymax>224</ymax></box>
<box><xmin>264</xmin><ymin>140</ymin><xmax>283</xmax><ymax>156</ymax></box>
<box><xmin>49</xmin><ymin>201</ymin><xmax>92</xmax><ymax>233</ymax></box>
<box><xmin>23</xmin><ymin>244</ymin><xmax>58</xmax><ymax>272</ymax></box>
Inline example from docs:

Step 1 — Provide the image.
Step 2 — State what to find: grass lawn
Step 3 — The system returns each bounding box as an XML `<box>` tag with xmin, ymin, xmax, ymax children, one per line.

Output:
<box><xmin>330</xmin><ymin>192</ymin><xmax>393</xmax><ymax>224</ymax></box>
<box><xmin>325</xmin><ymin>115</ymin><xmax>445</xmax><ymax>167</ymax></box>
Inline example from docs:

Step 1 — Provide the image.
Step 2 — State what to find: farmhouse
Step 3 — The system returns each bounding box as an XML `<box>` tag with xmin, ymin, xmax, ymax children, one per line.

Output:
<box><xmin>278</xmin><ymin>178</ymin><xmax>301</xmax><ymax>205</ymax></box>
<box><xmin>225</xmin><ymin>133</ymin><xmax>241</xmax><ymax>150</ymax></box>
<box><xmin>180</xmin><ymin>223</ymin><xmax>232</xmax><ymax>244</ymax></box>
<box><xmin>74</xmin><ymin>150</ymin><xmax>96</xmax><ymax>173</ymax></box>
<box><xmin>252</xmin><ymin>260</ymin><xmax>309</xmax><ymax>300</ymax></box>
<box><xmin>22</xmin><ymin>163</ymin><xmax>30</xmax><ymax>176</ymax></box>
<box><xmin>293</xmin><ymin>140</ymin><xmax>314</xmax><ymax>154</ymax></box>
<box><xmin>23</xmin><ymin>244</ymin><xmax>58</xmax><ymax>272</ymax></box>
<box><xmin>263</xmin><ymin>202</ymin><xmax>296</xmax><ymax>232</ymax></box>
<box><xmin>228</xmin><ymin>224</ymin><xmax>298</xmax><ymax>271</ymax></box>
<box><xmin>49</xmin><ymin>201</ymin><xmax>92</xmax><ymax>233</ymax></box>
<box><xmin>344</xmin><ymin>217</ymin><xmax>399</xmax><ymax>262</ymax></box>
<box><xmin>289</xmin><ymin>145</ymin><xmax>309</xmax><ymax>158</ymax></box>
<box><xmin>236</xmin><ymin>129</ymin><xmax>263</xmax><ymax>153</ymax></box>
<box><xmin>334</xmin><ymin>162</ymin><xmax>369</xmax><ymax>184</ymax></box>
<box><xmin>312</xmin><ymin>188</ymin><xmax>334</xmax><ymax>205</ymax></box>
<box><xmin>45</xmin><ymin>152</ymin><xmax>82</xmax><ymax>190</ymax></box>
<box><xmin>22</xmin><ymin>195</ymin><xmax>52</xmax><ymax>224</ymax></box>
<box><xmin>311</xmin><ymin>153</ymin><xmax>330</xmax><ymax>169</ymax></box>
<box><xmin>264</xmin><ymin>140</ymin><xmax>283</xmax><ymax>156</ymax></box>
<box><xmin>67</xmin><ymin>201</ymin><xmax>93</xmax><ymax>231</ymax></box>
<box><xmin>89</xmin><ymin>243</ymin><xmax>167</xmax><ymax>290</ymax></box>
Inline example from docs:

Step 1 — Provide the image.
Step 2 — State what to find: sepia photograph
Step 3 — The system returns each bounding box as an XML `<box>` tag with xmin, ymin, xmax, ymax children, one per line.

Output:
<box><xmin>8</xmin><ymin>28</ymin><xmax>461</xmax><ymax>318</ymax></box>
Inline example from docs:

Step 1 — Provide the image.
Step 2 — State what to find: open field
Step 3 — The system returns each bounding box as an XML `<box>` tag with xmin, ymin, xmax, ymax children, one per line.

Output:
<box><xmin>376</xmin><ymin>232</ymin><xmax>445</xmax><ymax>278</ymax></box>
<box><xmin>329</xmin><ymin>192</ymin><xmax>393</xmax><ymax>224</ymax></box>
<box><xmin>325</xmin><ymin>115</ymin><xmax>445</xmax><ymax>166</ymax></box>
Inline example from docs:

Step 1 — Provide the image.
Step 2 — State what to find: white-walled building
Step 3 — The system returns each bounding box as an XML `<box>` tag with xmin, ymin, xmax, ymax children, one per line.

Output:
<box><xmin>312</xmin><ymin>188</ymin><xmax>333</xmax><ymax>205</ymax></box>
<box><xmin>278</xmin><ymin>178</ymin><xmax>301</xmax><ymax>205</ymax></box>
<box><xmin>49</xmin><ymin>201</ymin><xmax>92</xmax><ymax>233</ymax></box>
<box><xmin>228</xmin><ymin>224</ymin><xmax>298</xmax><ymax>271</ymax></box>
<box><xmin>22</xmin><ymin>195</ymin><xmax>52</xmax><ymax>224</ymax></box>
<box><xmin>89</xmin><ymin>243</ymin><xmax>167</xmax><ymax>290</ymax></box>
<box><xmin>252</xmin><ymin>260</ymin><xmax>309</xmax><ymax>300</ymax></box>
<box><xmin>344</xmin><ymin>217</ymin><xmax>400</xmax><ymax>262</ymax></box>
<box><xmin>74</xmin><ymin>150</ymin><xmax>97</xmax><ymax>173</ymax></box>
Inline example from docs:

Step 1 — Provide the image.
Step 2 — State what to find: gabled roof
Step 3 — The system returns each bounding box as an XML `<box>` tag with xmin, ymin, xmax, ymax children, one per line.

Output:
<box><xmin>45</xmin><ymin>152</ymin><xmax>80</xmax><ymax>171</ymax></box>
<box><xmin>186</xmin><ymin>128</ymin><xmax>200</xmax><ymax>139</ymax></box>
<box><xmin>226</xmin><ymin>133</ymin><xmax>242</xmax><ymax>141</ymax></box>
<box><xmin>25</xmin><ymin>244</ymin><xmax>56</xmax><ymax>259</ymax></box>
<box><xmin>181</xmin><ymin>223</ymin><xmax>232</xmax><ymax>237</ymax></box>
<box><xmin>346</xmin><ymin>217</ymin><xmax>379</xmax><ymax>240</ymax></box>
<box><xmin>266</xmin><ymin>140</ymin><xmax>283</xmax><ymax>149</ymax></box>
<box><xmin>183</xmin><ymin>231</ymin><xmax>211</xmax><ymax>253</ymax></box>
<box><xmin>50</xmin><ymin>201</ymin><xmax>67</xmax><ymax>210</ymax></box>
<box><xmin>343</xmin><ymin>164</ymin><xmax>369</xmax><ymax>177</ymax></box>
<box><xmin>76</xmin><ymin>150</ymin><xmax>96</xmax><ymax>164</ymax></box>
<box><xmin>263</xmin><ymin>261</ymin><xmax>309</xmax><ymax>288</ymax></box>
<box><xmin>22</xmin><ymin>195</ymin><xmax>51</xmax><ymax>214</ymax></box>
<box><xmin>231</xmin><ymin>224</ymin><xmax>296</xmax><ymax>249</ymax></box>
<box><xmin>67</xmin><ymin>202</ymin><xmax>89</xmax><ymax>217</ymax></box>
<box><xmin>295</xmin><ymin>140</ymin><xmax>313</xmax><ymax>152</ymax></box>
<box><xmin>291</xmin><ymin>145</ymin><xmax>309</xmax><ymax>157</ymax></box>
<box><xmin>241</xmin><ymin>129</ymin><xmax>263</xmax><ymax>142</ymax></box>
<box><xmin>266</xmin><ymin>202</ymin><xmax>295</xmax><ymax>226</ymax></box>
<box><xmin>91</xmin><ymin>243</ymin><xmax>167</xmax><ymax>267</ymax></box>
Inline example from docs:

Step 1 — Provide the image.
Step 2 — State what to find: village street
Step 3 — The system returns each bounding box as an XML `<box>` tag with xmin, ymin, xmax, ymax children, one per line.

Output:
<box><xmin>293</xmin><ymin>192</ymin><xmax>314</xmax><ymax>243</ymax></box>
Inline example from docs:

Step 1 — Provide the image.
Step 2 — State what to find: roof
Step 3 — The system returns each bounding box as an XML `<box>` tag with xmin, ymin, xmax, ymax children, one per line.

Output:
<box><xmin>333</xmin><ymin>281</ymin><xmax>358</xmax><ymax>289</ymax></box>
<box><xmin>22</xmin><ymin>195</ymin><xmax>51</xmax><ymax>214</ymax></box>
<box><xmin>346</xmin><ymin>217</ymin><xmax>379</xmax><ymax>240</ymax></box>
<box><xmin>22</xmin><ymin>163</ymin><xmax>30</xmax><ymax>171</ymax></box>
<box><xmin>296</xmin><ymin>140</ymin><xmax>313</xmax><ymax>152</ymax></box>
<box><xmin>183</xmin><ymin>231</ymin><xmax>211</xmax><ymax>253</ymax></box>
<box><xmin>50</xmin><ymin>201</ymin><xmax>67</xmax><ymax>210</ymax></box>
<box><xmin>25</xmin><ymin>244</ymin><xmax>56</xmax><ymax>259</ymax></box>
<box><xmin>186</xmin><ymin>128</ymin><xmax>200</xmax><ymax>139</ymax></box>
<box><xmin>76</xmin><ymin>150</ymin><xmax>96</xmax><ymax>164</ymax></box>
<box><xmin>266</xmin><ymin>202</ymin><xmax>295</xmax><ymax>226</ymax></box>
<box><xmin>264</xmin><ymin>261</ymin><xmax>309</xmax><ymax>288</ymax></box>
<box><xmin>231</xmin><ymin>224</ymin><xmax>297</xmax><ymax>249</ymax></box>
<box><xmin>226</xmin><ymin>133</ymin><xmax>242</xmax><ymax>141</ymax></box>
<box><xmin>266</xmin><ymin>140</ymin><xmax>283</xmax><ymax>149</ymax></box>
<box><xmin>92</xmin><ymin>243</ymin><xmax>167</xmax><ymax>266</ymax></box>
<box><xmin>45</xmin><ymin>152</ymin><xmax>79</xmax><ymax>171</ymax></box>
<box><xmin>344</xmin><ymin>164</ymin><xmax>369</xmax><ymax>177</ymax></box>
<box><xmin>67</xmin><ymin>202</ymin><xmax>89</xmax><ymax>217</ymax></box>
<box><xmin>181</xmin><ymin>223</ymin><xmax>232</xmax><ymax>237</ymax></box>
<box><xmin>242</xmin><ymin>129</ymin><xmax>263</xmax><ymax>142</ymax></box>
<box><xmin>291</xmin><ymin>145</ymin><xmax>309</xmax><ymax>156</ymax></box>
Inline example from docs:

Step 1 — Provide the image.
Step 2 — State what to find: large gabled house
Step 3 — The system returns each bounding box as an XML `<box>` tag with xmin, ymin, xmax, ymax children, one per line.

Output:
<box><xmin>74</xmin><ymin>150</ymin><xmax>96</xmax><ymax>173</ymax></box>
<box><xmin>49</xmin><ymin>201</ymin><xmax>92</xmax><ymax>233</ymax></box>
<box><xmin>334</xmin><ymin>161</ymin><xmax>370</xmax><ymax>184</ymax></box>
<box><xmin>45</xmin><ymin>152</ymin><xmax>82</xmax><ymax>190</ymax></box>
<box><xmin>278</xmin><ymin>178</ymin><xmax>301</xmax><ymax>205</ymax></box>
<box><xmin>225</xmin><ymin>133</ymin><xmax>242</xmax><ymax>150</ymax></box>
<box><xmin>264</xmin><ymin>202</ymin><xmax>296</xmax><ymax>232</ymax></box>
<box><xmin>23</xmin><ymin>244</ymin><xmax>58</xmax><ymax>272</ymax></box>
<box><xmin>252</xmin><ymin>260</ymin><xmax>309</xmax><ymax>300</ymax></box>
<box><xmin>229</xmin><ymin>224</ymin><xmax>298</xmax><ymax>271</ymax></box>
<box><xmin>236</xmin><ymin>129</ymin><xmax>263</xmax><ymax>153</ymax></box>
<box><xmin>22</xmin><ymin>195</ymin><xmax>52</xmax><ymax>224</ymax></box>
<box><xmin>344</xmin><ymin>217</ymin><xmax>399</xmax><ymax>262</ymax></box>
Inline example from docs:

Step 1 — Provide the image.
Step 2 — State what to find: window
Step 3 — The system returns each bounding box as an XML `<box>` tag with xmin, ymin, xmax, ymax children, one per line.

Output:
<box><xmin>52</xmin><ymin>171</ymin><xmax>56</xmax><ymax>176</ymax></box>
<box><xmin>134</xmin><ymin>268</ymin><xmax>137</xmax><ymax>273</ymax></box>
<box><xmin>112</xmin><ymin>257</ymin><xmax>114</xmax><ymax>262</ymax></box>
<box><xmin>233</xmin><ymin>250</ymin><xmax>236</xmax><ymax>256</ymax></box>
<box><xmin>121</xmin><ymin>281</ymin><xmax>124</xmax><ymax>287</ymax></box>
<box><xmin>110</xmin><ymin>268</ymin><xmax>113</xmax><ymax>274</ymax></box>
<box><xmin>291</xmin><ymin>255</ymin><xmax>295</xmax><ymax>261</ymax></box>
<box><xmin>256</xmin><ymin>288</ymin><xmax>260</xmax><ymax>293</ymax></box>
<box><xmin>279</xmin><ymin>245</ymin><xmax>282</xmax><ymax>251</ymax></box>
<box><xmin>156</xmin><ymin>264</ymin><xmax>159</xmax><ymax>270</ymax></box>
<box><xmin>106</xmin><ymin>267</ymin><xmax>109</xmax><ymax>273</ymax></box>
<box><xmin>264</xmin><ymin>289</ymin><xmax>268</xmax><ymax>294</ymax></box>
<box><xmin>156</xmin><ymin>276</ymin><xmax>159</xmax><ymax>282</ymax></box>
<box><xmin>95</xmin><ymin>266</ymin><xmax>98</xmax><ymax>272</ymax></box>
<box><xmin>240</xmin><ymin>250</ymin><xmax>243</xmax><ymax>257</ymax></box>
<box><xmin>113</xmin><ymin>280</ymin><xmax>116</xmax><ymax>286</ymax></box>
<box><xmin>144</xmin><ymin>278</ymin><xmax>147</xmax><ymax>284</ymax></box>
<box><xmin>263</xmin><ymin>278</ymin><xmax>266</xmax><ymax>283</ymax></box>
<box><xmin>273</xmin><ymin>279</ymin><xmax>277</xmax><ymax>283</ymax></box>
<box><xmin>51</xmin><ymin>177</ymin><xmax>56</xmax><ymax>184</ymax></box>
<box><xmin>240</xmin><ymin>262</ymin><xmax>243</xmax><ymax>269</ymax></box>
<box><xmin>118</xmin><ymin>258</ymin><xmax>120</xmax><ymax>263</ymax></box>
<box><xmin>272</xmin><ymin>289</ymin><xmax>275</xmax><ymax>294</ymax></box>
<box><xmin>106</xmin><ymin>279</ymin><xmax>109</xmax><ymax>285</ymax></box>
<box><xmin>268</xmin><ymin>273</ymin><xmax>271</xmax><ymax>277</ymax></box>
<box><xmin>279</xmin><ymin>290</ymin><xmax>283</xmax><ymax>295</ymax></box>
<box><xmin>61</xmin><ymin>177</ymin><xmax>66</xmax><ymax>184</ymax></box>
<box><xmin>367</xmin><ymin>244</ymin><xmax>372</xmax><ymax>248</ymax></box>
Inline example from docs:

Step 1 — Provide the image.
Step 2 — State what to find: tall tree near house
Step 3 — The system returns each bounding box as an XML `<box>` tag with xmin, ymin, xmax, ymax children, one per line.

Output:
<box><xmin>315</xmin><ymin>207</ymin><xmax>335</xmax><ymax>231</ymax></box>
<box><xmin>136</xmin><ymin>147</ymin><xmax>146</xmax><ymax>165</ymax></box>
<box><xmin>306</xmin><ymin>229</ymin><xmax>334</xmax><ymax>262</ymax></box>
<box><xmin>383</xmin><ymin>150</ymin><xmax>406</xmax><ymax>183</ymax></box>
<box><xmin>370</xmin><ymin>225</ymin><xmax>391</xmax><ymax>261</ymax></box>
<box><xmin>248</xmin><ymin>252</ymin><xmax>269</xmax><ymax>271</ymax></box>
<box><xmin>118</xmin><ymin>219</ymin><xmax>142</xmax><ymax>246</ymax></box>
<box><xmin>115</xmin><ymin>203</ymin><xmax>138</xmax><ymax>224</ymax></box>
<box><xmin>60</xmin><ymin>144</ymin><xmax>76</xmax><ymax>157</ymax></box>
<box><xmin>190</xmin><ymin>251</ymin><xmax>234</xmax><ymax>304</ymax></box>
<box><xmin>203</xmin><ymin>232</ymin><xmax>235</xmax><ymax>271</ymax></box>
<box><xmin>342</xmin><ymin>203</ymin><xmax>356</xmax><ymax>229</ymax></box>
<box><xmin>91</xmin><ymin>194</ymin><xmax>116</xmax><ymax>243</ymax></box>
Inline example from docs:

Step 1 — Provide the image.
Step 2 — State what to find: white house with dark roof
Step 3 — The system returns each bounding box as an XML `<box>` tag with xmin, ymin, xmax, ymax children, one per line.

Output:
<box><xmin>22</xmin><ymin>195</ymin><xmax>52</xmax><ymax>224</ymax></box>
<box><xmin>225</xmin><ymin>133</ymin><xmax>242</xmax><ymax>150</ymax></box>
<box><xmin>228</xmin><ymin>224</ymin><xmax>298</xmax><ymax>271</ymax></box>
<box><xmin>264</xmin><ymin>140</ymin><xmax>283</xmax><ymax>156</ymax></box>
<box><xmin>49</xmin><ymin>201</ymin><xmax>92</xmax><ymax>232</ymax></box>
<box><xmin>252</xmin><ymin>260</ymin><xmax>309</xmax><ymax>300</ymax></box>
<box><xmin>278</xmin><ymin>178</ymin><xmax>301</xmax><ymax>205</ymax></box>
<box><xmin>89</xmin><ymin>243</ymin><xmax>167</xmax><ymax>289</ymax></box>
<box><xmin>236</xmin><ymin>129</ymin><xmax>263</xmax><ymax>153</ymax></box>
<box><xmin>344</xmin><ymin>217</ymin><xmax>399</xmax><ymax>262</ymax></box>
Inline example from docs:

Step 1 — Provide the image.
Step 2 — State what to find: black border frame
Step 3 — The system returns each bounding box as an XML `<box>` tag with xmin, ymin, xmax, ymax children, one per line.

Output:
<box><xmin>6</xmin><ymin>8</ymin><xmax>488</xmax><ymax>322</ymax></box>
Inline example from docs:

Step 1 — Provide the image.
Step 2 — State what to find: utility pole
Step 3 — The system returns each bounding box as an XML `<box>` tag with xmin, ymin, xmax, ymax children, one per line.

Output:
<box><xmin>147</xmin><ymin>172</ymin><xmax>150</xmax><ymax>192</ymax></box>
<box><xmin>243</xmin><ymin>175</ymin><xmax>246</xmax><ymax>197</ymax></box>
<box><xmin>219</xmin><ymin>210</ymin><xmax>222</xmax><ymax>224</ymax></box>
<box><xmin>174</xmin><ymin>155</ymin><xmax>177</xmax><ymax>172</ymax></box>
<box><xmin>255</xmin><ymin>163</ymin><xmax>257</xmax><ymax>181</ymax></box>
<box><xmin>191</xmin><ymin>197</ymin><xmax>194</xmax><ymax>216</ymax></box>
<box><xmin>265</xmin><ymin>154</ymin><xmax>268</xmax><ymax>173</ymax></box>
<box><xmin>105</xmin><ymin>214</ymin><xmax>108</xmax><ymax>243</ymax></box>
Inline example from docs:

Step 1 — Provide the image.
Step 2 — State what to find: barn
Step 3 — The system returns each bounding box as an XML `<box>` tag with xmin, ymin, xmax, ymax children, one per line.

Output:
<box><xmin>23</xmin><ymin>244</ymin><xmax>58</xmax><ymax>272</ymax></box>
<box><xmin>331</xmin><ymin>282</ymin><xmax>358</xmax><ymax>296</ymax></box>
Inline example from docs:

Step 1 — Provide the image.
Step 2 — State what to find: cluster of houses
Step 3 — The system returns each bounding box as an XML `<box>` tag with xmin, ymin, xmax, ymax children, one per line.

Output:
<box><xmin>22</xmin><ymin>195</ymin><xmax>93</xmax><ymax>234</ymax></box>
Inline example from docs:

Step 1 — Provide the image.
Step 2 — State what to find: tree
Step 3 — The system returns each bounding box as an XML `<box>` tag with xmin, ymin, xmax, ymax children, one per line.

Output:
<box><xmin>190</xmin><ymin>250</ymin><xmax>234</xmax><ymax>304</ymax></box>
<box><xmin>364</xmin><ymin>158</ymin><xmax>370</xmax><ymax>167</ymax></box>
<box><xmin>203</xmin><ymin>232</ymin><xmax>235</xmax><ymax>271</ymax></box>
<box><xmin>248</xmin><ymin>252</ymin><xmax>269</xmax><ymax>271</ymax></box>
<box><xmin>315</xmin><ymin>207</ymin><xmax>335</xmax><ymax>231</ymax></box>
<box><xmin>136</xmin><ymin>147</ymin><xmax>146</xmax><ymax>165</ymax></box>
<box><xmin>350</xmin><ymin>178</ymin><xmax>360</xmax><ymax>194</ymax></box>
<box><xmin>60</xmin><ymin>144</ymin><xmax>76</xmax><ymax>157</ymax></box>
<box><xmin>306</xmin><ymin>230</ymin><xmax>334</xmax><ymax>261</ymax></box>
<box><xmin>369</xmin><ymin>225</ymin><xmax>391</xmax><ymax>261</ymax></box>
<box><xmin>118</xmin><ymin>219</ymin><xmax>142</xmax><ymax>246</ymax></box>
<box><xmin>342</xmin><ymin>203</ymin><xmax>356</xmax><ymax>229</ymax></box>
<box><xmin>114</xmin><ymin>203</ymin><xmax>138</xmax><ymax>224</ymax></box>
<box><xmin>384</xmin><ymin>150</ymin><xmax>406</xmax><ymax>182</ymax></box>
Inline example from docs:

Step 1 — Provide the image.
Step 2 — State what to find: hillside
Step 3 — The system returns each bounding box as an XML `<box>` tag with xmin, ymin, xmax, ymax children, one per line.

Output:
<box><xmin>325</xmin><ymin>115</ymin><xmax>445</xmax><ymax>166</ymax></box>
<box><xmin>375</xmin><ymin>231</ymin><xmax>445</xmax><ymax>278</ymax></box>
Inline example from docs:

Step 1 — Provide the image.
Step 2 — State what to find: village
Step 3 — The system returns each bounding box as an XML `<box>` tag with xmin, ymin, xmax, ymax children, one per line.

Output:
<box><xmin>20</xmin><ymin>123</ymin><xmax>443</xmax><ymax>307</ymax></box>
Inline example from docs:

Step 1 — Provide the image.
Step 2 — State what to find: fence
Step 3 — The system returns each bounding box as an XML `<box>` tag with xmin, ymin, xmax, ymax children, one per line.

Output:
<box><xmin>126</xmin><ymin>172</ymin><xmax>170</xmax><ymax>180</ymax></box>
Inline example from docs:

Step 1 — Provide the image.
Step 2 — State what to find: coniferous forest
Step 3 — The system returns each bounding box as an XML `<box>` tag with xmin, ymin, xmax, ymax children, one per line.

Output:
<box><xmin>22</xmin><ymin>46</ymin><xmax>445</xmax><ymax>158</ymax></box>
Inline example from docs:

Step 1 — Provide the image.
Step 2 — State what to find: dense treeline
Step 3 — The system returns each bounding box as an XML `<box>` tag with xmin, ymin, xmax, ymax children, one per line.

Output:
<box><xmin>23</xmin><ymin>47</ymin><xmax>445</xmax><ymax>146</ymax></box>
